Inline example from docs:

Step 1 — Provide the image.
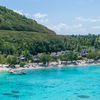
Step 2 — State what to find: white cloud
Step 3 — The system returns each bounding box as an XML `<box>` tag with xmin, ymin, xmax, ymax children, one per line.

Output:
<box><xmin>92</xmin><ymin>26</ymin><xmax>100</xmax><ymax>29</ymax></box>
<box><xmin>49</xmin><ymin>23</ymin><xmax>86</xmax><ymax>35</ymax></box>
<box><xmin>13</xmin><ymin>10</ymin><xmax>48</xmax><ymax>24</ymax></box>
<box><xmin>73</xmin><ymin>24</ymin><xmax>83</xmax><ymax>28</ymax></box>
<box><xmin>33</xmin><ymin>13</ymin><xmax>48</xmax><ymax>24</ymax></box>
<box><xmin>33</xmin><ymin>13</ymin><xmax>48</xmax><ymax>19</ymax></box>
<box><xmin>14</xmin><ymin>10</ymin><xmax>31</xmax><ymax>18</ymax></box>
<box><xmin>14</xmin><ymin>10</ymin><xmax>24</xmax><ymax>15</ymax></box>
<box><xmin>53</xmin><ymin>23</ymin><xmax>69</xmax><ymax>31</ymax></box>
<box><xmin>49</xmin><ymin>23</ymin><xmax>69</xmax><ymax>34</ymax></box>
<box><xmin>76</xmin><ymin>16</ymin><xmax>100</xmax><ymax>22</ymax></box>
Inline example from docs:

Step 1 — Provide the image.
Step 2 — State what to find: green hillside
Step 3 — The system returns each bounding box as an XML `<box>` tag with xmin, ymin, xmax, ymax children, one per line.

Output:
<box><xmin>0</xmin><ymin>6</ymin><xmax>55</xmax><ymax>34</ymax></box>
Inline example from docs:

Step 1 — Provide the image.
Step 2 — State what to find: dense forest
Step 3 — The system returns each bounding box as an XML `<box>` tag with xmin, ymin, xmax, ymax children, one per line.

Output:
<box><xmin>0</xmin><ymin>6</ymin><xmax>100</xmax><ymax>65</ymax></box>
<box><xmin>0</xmin><ymin>30</ymin><xmax>99</xmax><ymax>55</ymax></box>
<box><xmin>0</xmin><ymin>30</ymin><xmax>100</xmax><ymax>65</ymax></box>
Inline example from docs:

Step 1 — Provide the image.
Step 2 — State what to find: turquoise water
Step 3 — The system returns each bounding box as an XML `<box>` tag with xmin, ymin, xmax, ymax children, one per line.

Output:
<box><xmin>0</xmin><ymin>66</ymin><xmax>100</xmax><ymax>100</ymax></box>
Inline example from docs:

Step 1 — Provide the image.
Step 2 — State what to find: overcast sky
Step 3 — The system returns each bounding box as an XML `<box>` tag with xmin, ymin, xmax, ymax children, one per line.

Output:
<box><xmin>0</xmin><ymin>0</ymin><xmax>100</xmax><ymax>35</ymax></box>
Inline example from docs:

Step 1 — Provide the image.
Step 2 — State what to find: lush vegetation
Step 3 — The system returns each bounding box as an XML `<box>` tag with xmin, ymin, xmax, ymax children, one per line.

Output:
<box><xmin>0</xmin><ymin>30</ymin><xmax>100</xmax><ymax>64</ymax></box>
<box><xmin>0</xmin><ymin>6</ymin><xmax>100</xmax><ymax>65</ymax></box>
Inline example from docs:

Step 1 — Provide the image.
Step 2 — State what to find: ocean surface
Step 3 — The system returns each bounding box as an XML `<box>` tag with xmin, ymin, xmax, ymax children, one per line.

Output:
<box><xmin>0</xmin><ymin>65</ymin><xmax>100</xmax><ymax>100</ymax></box>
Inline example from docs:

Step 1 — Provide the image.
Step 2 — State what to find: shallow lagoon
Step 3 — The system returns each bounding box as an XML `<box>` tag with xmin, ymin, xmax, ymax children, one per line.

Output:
<box><xmin>0</xmin><ymin>65</ymin><xmax>100</xmax><ymax>100</ymax></box>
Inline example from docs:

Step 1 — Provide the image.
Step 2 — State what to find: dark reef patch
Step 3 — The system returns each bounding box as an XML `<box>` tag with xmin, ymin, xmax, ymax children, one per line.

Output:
<box><xmin>78</xmin><ymin>95</ymin><xmax>90</xmax><ymax>99</ymax></box>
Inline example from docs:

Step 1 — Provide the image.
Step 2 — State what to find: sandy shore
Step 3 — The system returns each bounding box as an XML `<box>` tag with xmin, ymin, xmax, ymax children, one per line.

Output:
<box><xmin>0</xmin><ymin>67</ymin><xmax>9</xmax><ymax>72</ymax></box>
<box><xmin>0</xmin><ymin>63</ymin><xmax>100</xmax><ymax>73</ymax></box>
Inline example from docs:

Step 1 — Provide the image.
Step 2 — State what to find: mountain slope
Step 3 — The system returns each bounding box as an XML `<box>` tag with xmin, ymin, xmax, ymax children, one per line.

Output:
<box><xmin>0</xmin><ymin>6</ymin><xmax>55</xmax><ymax>34</ymax></box>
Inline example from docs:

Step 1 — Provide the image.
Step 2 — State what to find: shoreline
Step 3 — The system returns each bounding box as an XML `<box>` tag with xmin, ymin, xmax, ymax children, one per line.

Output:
<box><xmin>0</xmin><ymin>62</ymin><xmax>100</xmax><ymax>73</ymax></box>
<box><xmin>0</xmin><ymin>68</ymin><xmax>9</xmax><ymax>72</ymax></box>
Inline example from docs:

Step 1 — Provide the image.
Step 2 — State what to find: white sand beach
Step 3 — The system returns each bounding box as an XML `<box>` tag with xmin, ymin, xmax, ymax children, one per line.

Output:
<box><xmin>0</xmin><ymin>60</ymin><xmax>100</xmax><ymax>73</ymax></box>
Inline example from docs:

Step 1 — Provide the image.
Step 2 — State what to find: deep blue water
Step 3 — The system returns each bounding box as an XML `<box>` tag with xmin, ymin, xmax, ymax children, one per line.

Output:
<box><xmin>0</xmin><ymin>65</ymin><xmax>100</xmax><ymax>100</ymax></box>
